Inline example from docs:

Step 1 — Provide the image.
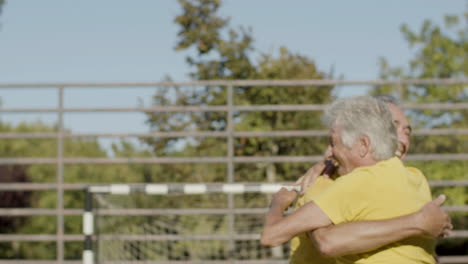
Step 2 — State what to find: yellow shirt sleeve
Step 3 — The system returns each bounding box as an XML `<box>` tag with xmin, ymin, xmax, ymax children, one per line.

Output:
<box><xmin>314</xmin><ymin>171</ymin><xmax>373</xmax><ymax>224</ymax></box>
<box><xmin>302</xmin><ymin>177</ymin><xmax>335</xmax><ymax>203</ymax></box>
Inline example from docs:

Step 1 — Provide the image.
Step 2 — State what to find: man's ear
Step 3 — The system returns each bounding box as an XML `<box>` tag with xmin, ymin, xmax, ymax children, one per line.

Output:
<box><xmin>359</xmin><ymin>136</ymin><xmax>371</xmax><ymax>157</ymax></box>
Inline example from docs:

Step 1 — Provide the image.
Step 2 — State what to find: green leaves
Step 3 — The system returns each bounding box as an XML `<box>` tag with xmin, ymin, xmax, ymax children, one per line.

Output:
<box><xmin>147</xmin><ymin>0</ymin><xmax>334</xmax><ymax>184</ymax></box>
<box><xmin>0</xmin><ymin>0</ymin><xmax>4</xmax><ymax>15</ymax></box>
<box><xmin>175</xmin><ymin>0</ymin><xmax>228</xmax><ymax>54</ymax></box>
<box><xmin>174</xmin><ymin>0</ymin><xmax>255</xmax><ymax>80</ymax></box>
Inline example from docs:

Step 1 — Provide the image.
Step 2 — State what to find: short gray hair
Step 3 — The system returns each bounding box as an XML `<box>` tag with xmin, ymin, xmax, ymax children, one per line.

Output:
<box><xmin>323</xmin><ymin>96</ymin><xmax>397</xmax><ymax>160</ymax></box>
<box><xmin>374</xmin><ymin>94</ymin><xmax>399</xmax><ymax>106</ymax></box>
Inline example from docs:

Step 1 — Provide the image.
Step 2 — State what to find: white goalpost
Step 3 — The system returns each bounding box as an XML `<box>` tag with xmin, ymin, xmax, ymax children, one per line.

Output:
<box><xmin>82</xmin><ymin>183</ymin><xmax>299</xmax><ymax>264</ymax></box>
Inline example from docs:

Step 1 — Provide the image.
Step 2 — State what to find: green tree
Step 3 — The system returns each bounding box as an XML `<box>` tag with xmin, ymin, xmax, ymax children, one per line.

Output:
<box><xmin>0</xmin><ymin>121</ymin><xmax>161</xmax><ymax>259</ymax></box>
<box><xmin>0</xmin><ymin>0</ymin><xmax>4</xmax><ymax>15</ymax></box>
<box><xmin>145</xmin><ymin>0</ymin><xmax>333</xmax><ymax>181</ymax></box>
<box><xmin>143</xmin><ymin>1</ymin><xmax>334</xmax><ymax>259</ymax></box>
<box><xmin>374</xmin><ymin>12</ymin><xmax>467</xmax><ymax>185</ymax></box>
<box><xmin>373</xmin><ymin>12</ymin><xmax>467</xmax><ymax>181</ymax></box>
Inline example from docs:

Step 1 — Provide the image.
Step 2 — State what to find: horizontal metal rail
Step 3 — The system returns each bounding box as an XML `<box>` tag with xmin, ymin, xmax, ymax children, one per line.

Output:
<box><xmin>0</xmin><ymin>259</ymin><xmax>83</xmax><ymax>264</ymax></box>
<box><xmin>95</xmin><ymin>261</ymin><xmax>290</xmax><ymax>264</ymax></box>
<box><xmin>438</xmin><ymin>256</ymin><xmax>468</xmax><ymax>264</ymax></box>
<box><xmin>2</xmin><ymin>128</ymin><xmax>468</xmax><ymax>139</ymax></box>
<box><xmin>0</xmin><ymin>78</ymin><xmax>467</xmax><ymax>88</ymax></box>
<box><xmin>0</xmin><ymin>183</ymin><xmax>89</xmax><ymax>191</ymax></box>
<box><xmin>0</xmin><ymin>156</ymin><xmax>320</xmax><ymax>165</ymax></box>
<box><xmin>0</xmin><ymin>230</ymin><xmax>467</xmax><ymax>242</ymax></box>
<box><xmin>429</xmin><ymin>180</ymin><xmax>468</xmax><ymax>187</ymax></box>
<box><xmin>402</xmin><ymin>103</ymin><xmax>468</xmax><ymax>110</ymax></box>
<box><xmin>0</xmin><ymin>234</ymin><xmax>261</xmax><ymax>242</ymax></box>
<box><xmin>0</xmin><ymin>208</ymin><xmax>268</xmax><ymax>216</ymax></box>
<box><xmin>0</xmin><ymin>262</ymin><xmax>287</xmax><ymax>264</ymax></box>
<box><xmin>413</xmin><ymin>128</ymin><xmax>468</xmax><ymax>136</ymax></box>
<box><xmin>0</xmin><ymin>234</ymin><xmax>83</xmax><ymax>242</ymax></box>
<box><xmin>0</xmin><ymin>209</ymin><xmax>82</xmax><ymax>216</ymax></box>
<box><xmin>1</xmin><ymin>154</ymin><xmax>468</xmax><ymax>165</ymax></box>
<box><xmin>2</xmin><ymin>103</ymin><xmax>468</xmax><ymax>114</ymax></box>
<box><xmin>0</xmin><ymin>131</ymin><xmax>230</xmax><ymax>139</ymax></box>
<box><xmin>0</xmin><ymin>205</ymin><xmax>467</xmax><ymax>217</ymax></box>
<box><xmin>0</xmin><ymin>260</ymin><xmax>463</xmax><ymax>264</ymax></box>
<box><xmin>98</xmin><ymin>260</ymin><xmax>468</xmax><ymax>264</ymax></box>
<box><xmin>443</xmin><ymin>206</ymin><xmax>468</xmax><ymax>212</ymax></box>
<box><xmin>0</xmin><ymin>261</ymin><xmax>284</xmax><ymax>264</ymax></box>
<box><xmin>94</xmin><ymin>234</ymin><xmax>262</xmax><ymax>241</ymax></box>
<box><xmin>405</xmin><ymin>154</ymin><xmax>468</xmax><ymax>161</ymax></box>
<box><xmin>0</xmin><ymin>106</ymin><xmax>228</xmax><ymax>113</ymax></box>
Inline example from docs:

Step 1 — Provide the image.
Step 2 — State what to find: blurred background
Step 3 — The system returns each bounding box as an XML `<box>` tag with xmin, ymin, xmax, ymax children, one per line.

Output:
<box><xmin>0</xmin><ymin>0</ymin><xmax>467</xmax><ymax>263</ymax></box>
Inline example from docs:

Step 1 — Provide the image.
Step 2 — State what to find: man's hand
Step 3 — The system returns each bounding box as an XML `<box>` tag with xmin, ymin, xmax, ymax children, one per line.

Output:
<box><xmin>270</xmin><ymin>188</ymin><xmax>298</xmax><ymax>210</ymax></box>
<box><xmin>296</xmin><ymin>162</ymin><xmax>326</xmax><ymax>195</ymax></box>
<box><xmin>417</xmin><ymin>194</ymin><xmax>452</xmax><ymax>238</ymax></box>
<box><xmin>296</xmin><ymin>146</ymin><xmax>333</xmax><ymax>194</ymax></box>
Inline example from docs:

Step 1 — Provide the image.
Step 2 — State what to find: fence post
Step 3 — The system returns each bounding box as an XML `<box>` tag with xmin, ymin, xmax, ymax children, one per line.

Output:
<box><xmin>57</xmin><ymin>86</ymin><xmax>65</xmax><ymax>262</ymax></box>
<box><xmin>227</xmin><ymin>85</ymin><xmax>235</xmax><ymax>262</ymax></box>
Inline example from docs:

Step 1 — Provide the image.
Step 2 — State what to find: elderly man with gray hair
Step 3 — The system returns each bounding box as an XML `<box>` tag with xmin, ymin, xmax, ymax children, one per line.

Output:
<box><xmin>261</xmin><ymin>96</ymin><xmax>448</xmax><ymax>263</ymax></box>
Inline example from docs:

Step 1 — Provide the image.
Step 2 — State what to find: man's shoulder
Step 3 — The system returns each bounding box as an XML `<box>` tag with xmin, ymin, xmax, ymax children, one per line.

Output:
<box><xmin>404</xmin><ymin>166</ymin><xmax>431</xmax><ymax>196</ymax></box>
<box><xmin>331</xmin><ymin>168</ymin><xmax>374</xmax><ymax>192</ymax></box>
<box><xmin>332</xmin><ymin>157</ymin><xmax>402</xmax><ymax>188</ymax></box>
<box><xmin>405</xmin><ymin>166</ymin><xmax>425</xmax><ymax>176</ymax></box>
<box><xmin>301</xmin><ymin>177</ymin><xmax>335</xmax><ymax>203</ymax></box>
<box><xmin>354</xmin><ymin>157</ymin><xmax>406</xmax><ymax>176</ymax></box>
<box><xmin>315</xmin><ymin>176</ymin><xmax>335</xmax><ymax>187</ymax></box>
<box><xmin>337</xmin><ymin>165</ymin><xmax>376</xmax><ymax>182</ymax></box>
<box><xmin>327</xmin><ymin>157</ymin><xmax>408</xmax><ymax>192</ymax></box>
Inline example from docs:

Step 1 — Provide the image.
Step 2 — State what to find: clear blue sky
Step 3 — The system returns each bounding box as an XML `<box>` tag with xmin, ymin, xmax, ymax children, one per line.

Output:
<box><xmin>0</xmin><ymin>0</ymin><xmax>465</xmax><ymax>143</ymax></box>
<box><xmin>0</xmin><ymin>0</ymin><xmax>465</xmax><ymax>83</ymax></box>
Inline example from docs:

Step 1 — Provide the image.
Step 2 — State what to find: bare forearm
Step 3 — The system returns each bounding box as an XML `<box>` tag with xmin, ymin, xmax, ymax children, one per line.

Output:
<box><xmin>310</xmin><ymin>194</ymin><xmax>451</xmax><ymax>257</ymax></box>
<box><xmin>261</xmin><ymin>204</ymin><xmax>291</xmax><ymax>246</ymax></box>
<box><xmin>310</xmin><ymin>213</ymin><xmax>424</xmax><ymax>257</ymax></box>
<box><xmin>261</xmin><ymin>201</ymin><xmax>332</xmax><ymax>247</ymax></box>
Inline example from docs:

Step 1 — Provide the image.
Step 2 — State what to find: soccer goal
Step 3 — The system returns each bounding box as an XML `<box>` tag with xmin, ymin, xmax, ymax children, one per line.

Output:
<box><xmin>82</xmin><ymin>183</ymin><xmax>298</xmax><ymax>264</ymax></box>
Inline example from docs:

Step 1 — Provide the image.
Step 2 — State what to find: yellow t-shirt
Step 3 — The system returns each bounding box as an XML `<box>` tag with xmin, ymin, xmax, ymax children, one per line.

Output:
<box><xmin>290</xmin><ymin>176</ymin><xmax>335</xmax><ymax>264</ymax></box>
<box><xmin>315</xmin><ymin>157</ymin><xmax>435</xmax><ymax>264</ymax></box>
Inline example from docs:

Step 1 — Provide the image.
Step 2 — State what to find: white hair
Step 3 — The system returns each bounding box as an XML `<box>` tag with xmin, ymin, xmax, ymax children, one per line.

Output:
<box><xmin>374</xmin><ymin>94</ymin><xmax>399</xmax><ymax>106</ymax></box>
<box><xmin>323</xmin><ymin>96</ymin><xmax>397</xmax><ymax>160</ymax></box>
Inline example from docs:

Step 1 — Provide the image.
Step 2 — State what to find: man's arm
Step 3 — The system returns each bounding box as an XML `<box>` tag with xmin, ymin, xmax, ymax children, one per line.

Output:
<box><xmin>309</xmin><ymin>194</ymin><xmax>452</xmax><ymax>257</ymax></box>
<box><xmin>260</xmin><ymin>188</ymin><xmax>332</xmax><ymax>247</ymax></box>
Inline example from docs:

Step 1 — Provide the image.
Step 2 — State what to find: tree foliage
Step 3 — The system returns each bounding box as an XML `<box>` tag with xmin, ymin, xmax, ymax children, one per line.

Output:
<box><xmin>373</xmin><ymin>12</ymin><xmax>467</xmax><ymax>177</ymax></box>
<box><xmin>0</xmin><ymin>0</ymin><xmax>4</xmax><ymax>16</ymax></box>
<box><xmin>144</xmin><ymin>0</ymin><xmax>333</xmax><ymax>187</ymax></box>
<box><xmin>0</xmin><ymin>121</ymin><xmax>166</xmax><ymax>259</ymax></box>
<box><xmin>373</xmin><ymin>12</ymin><xmax>467</xmax><ymax>160</ymax></box>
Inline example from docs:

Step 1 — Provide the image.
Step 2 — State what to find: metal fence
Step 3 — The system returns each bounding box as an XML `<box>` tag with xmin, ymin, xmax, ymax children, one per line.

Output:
<box><xmin>0</xmin><ymin>79</ymin><xmax>467</xmax><ymax>264</ymax></box>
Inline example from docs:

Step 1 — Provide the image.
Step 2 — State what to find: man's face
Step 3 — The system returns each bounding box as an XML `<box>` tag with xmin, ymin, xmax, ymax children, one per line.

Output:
<box><xmin>387</xmin><ymin>103</ymin><xmax>411</xmax><ymax>159</ymax></box>
<box><xmin>329</xmin><ymin>126</ymin><xmax>361</xmax><ymax>175</ymax></box>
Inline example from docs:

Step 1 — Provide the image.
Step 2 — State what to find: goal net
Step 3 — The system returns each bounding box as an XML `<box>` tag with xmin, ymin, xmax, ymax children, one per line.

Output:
<box><xmin>83</xmin><ymin>184</ymin><xmax>296</xmax><ymax>263</ymax></box>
